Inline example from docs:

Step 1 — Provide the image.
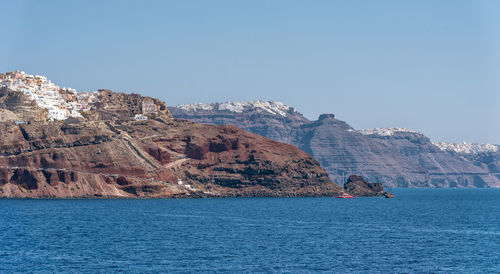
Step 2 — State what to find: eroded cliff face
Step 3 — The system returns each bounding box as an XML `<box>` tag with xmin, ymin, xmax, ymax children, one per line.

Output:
<box><xmin>170</xmin><ymin>102</ymin><xmax>308</xmax><ymax>144</ymax></box>
<box><xmin>296</xmin><ymin>115</ymin><xmax>498</xmax><ymax>188</ymax></box>
<box><xmin>170</xmin><ymin>104</ymin><xmax>500</xmax><ymax>188</ymax></box>
<box><xmin>0</xmin><ymin>89</ymin><xmax>340</xmax><ymax>198</ymax></box>
<box><xmin>0</xmin><ymin>119</ymin><xmax>339</xmax><ymax>198</ymax></box>
<box><xmin>0</xmin><ymin>86</ymin><xmax>48</xmax><ymax>122</ymax></box>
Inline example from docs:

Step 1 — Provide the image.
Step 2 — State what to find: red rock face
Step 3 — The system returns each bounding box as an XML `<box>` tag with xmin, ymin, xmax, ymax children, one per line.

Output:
<box><xmin>143</xmin><ymin>145</ymin><xmax>171</xmax><ymax>165</ymax></box>
<box><xmin>0</xmin><ymin>90</ymin><xmax>341</xmax><ymax>198</ymax></box>
<box><xmin>154</xmin><ymin>122</ymin><xmax>339</xmax><ymax>197</ymax></box>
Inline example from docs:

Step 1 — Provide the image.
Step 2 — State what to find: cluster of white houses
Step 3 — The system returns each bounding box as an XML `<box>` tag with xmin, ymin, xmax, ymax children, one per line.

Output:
<box><xmin>0</xmin><ymin>71</ymin><xmax>87</xmax><ymax>120</ymax></box>
<box><xmin>0</xmin><ymin>71</ymin><xmax>156</xmax><ymax>121</ymax></box>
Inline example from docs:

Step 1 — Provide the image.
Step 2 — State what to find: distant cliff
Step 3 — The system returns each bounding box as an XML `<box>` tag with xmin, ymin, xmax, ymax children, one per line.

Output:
<box><xmin>170</xmin><ymin>101</ymin><xmax>500</xmax><ymax>188</ymax></box>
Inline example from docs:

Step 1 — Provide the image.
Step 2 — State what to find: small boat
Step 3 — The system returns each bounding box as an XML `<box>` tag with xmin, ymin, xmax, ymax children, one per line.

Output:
<box><xmin>335</xmin><ymin>192</ymin><xmax>354</xmax><ymax>198</ymax></box>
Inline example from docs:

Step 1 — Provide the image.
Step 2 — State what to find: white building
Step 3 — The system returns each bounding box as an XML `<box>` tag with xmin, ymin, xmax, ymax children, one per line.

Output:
<box><xmin>134</xmin><ymin>114</ymin><xmax>148</xmax><ymax>120</ymax></box>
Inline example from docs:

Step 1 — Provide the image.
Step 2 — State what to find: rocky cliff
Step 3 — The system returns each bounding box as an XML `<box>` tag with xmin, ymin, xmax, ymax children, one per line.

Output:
<box><xmin>342</xmin><ymin>175</ymin><xmax>386</xmax><ymax>197</ymax></box>
<box><xmin>173</xmin><ymin>101</ymin><xmax>308</xmax><ymax>144</ymax></box>
<box><xmin>0</xmin><ymin>86</ymin><xmax>48</xmax><ymax>122</ymax></box>
<box><xmin>170</xmin><ymin>102</ymin><xmax>500</xmax><ymax>188</ymax></box>
<box><xmin>0</xmin><ymin>76</ymin><xmax>341</xmax><ymax>198</ymax></box>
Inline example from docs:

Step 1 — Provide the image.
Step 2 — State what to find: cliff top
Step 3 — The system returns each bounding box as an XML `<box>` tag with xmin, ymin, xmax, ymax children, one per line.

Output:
<box><xmin>357</xmin><ymin>127</ymin><xmax>418</xmax><ymax>136</ymax></box>
<box><xmin>432</xmin><ymin>142</ymin><xmax>499</xmax><ymax>154</ymax></box>
<box><xmin>175</xmin><ymin>100</ymin><xmax>298</xmax><ymax>117</ymax></box>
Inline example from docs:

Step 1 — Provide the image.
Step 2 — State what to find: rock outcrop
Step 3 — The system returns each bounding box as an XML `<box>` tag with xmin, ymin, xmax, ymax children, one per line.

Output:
<box><xmin>170</xmin><ymin>102</ymin><xmax>500</xmax><ymax>188</ymax></box>
<box><xmin>343</xmin><ymin>175</ymin><xmax>386</xmax><ymax>197</ymax></box>
<box><xmin>0</xmin><ymin>86</ymin><xmax>48</xmax><ymax>122</ymax></box>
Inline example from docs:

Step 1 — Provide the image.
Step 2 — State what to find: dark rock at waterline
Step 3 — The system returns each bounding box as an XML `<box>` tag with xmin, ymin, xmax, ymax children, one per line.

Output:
<box><xmin>343</xmin><ymin>175</ymin><xmax>387</xmax><ymax>197</ymax></box>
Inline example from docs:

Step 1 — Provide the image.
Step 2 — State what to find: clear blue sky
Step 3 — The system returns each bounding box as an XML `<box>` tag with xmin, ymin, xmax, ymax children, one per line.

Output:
<box><xmin>1</xmin><ymin>0</ymin><xmax>499</xmax><ymax>143</ymax></box>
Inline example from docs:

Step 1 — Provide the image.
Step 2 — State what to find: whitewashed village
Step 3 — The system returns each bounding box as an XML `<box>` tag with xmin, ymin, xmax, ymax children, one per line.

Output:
<box><xmin>0</xmin><ymin>70</ymin><xmax>155</xmax><ymax>122</ymax></box>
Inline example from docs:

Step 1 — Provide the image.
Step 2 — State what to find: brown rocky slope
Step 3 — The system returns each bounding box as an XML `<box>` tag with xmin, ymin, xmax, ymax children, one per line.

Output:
<box><xmin>0</xmin><ymin>88</ymin><xmax>341</xmax><ymax>198</ymax></box>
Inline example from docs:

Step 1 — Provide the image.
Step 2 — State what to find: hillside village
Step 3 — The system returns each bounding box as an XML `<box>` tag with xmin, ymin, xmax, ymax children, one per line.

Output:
<box><xmin>0</xmin><ymin>71</ymin><xmax>156</xmax><ymax>122</ymax></box>
<box><xmin>177</xmin><ymin>101</ymin><xmax>296</xmax><ymax>117</ymax></box>
<box><xmin>357</xmin><ymin>127</ymin><xmax>418</xmax><ymax>136</ymax></box>
<box><xmin>432</xmin><ymin>141</ymin><xmax>499</xmax><ymax>154</ymax></box>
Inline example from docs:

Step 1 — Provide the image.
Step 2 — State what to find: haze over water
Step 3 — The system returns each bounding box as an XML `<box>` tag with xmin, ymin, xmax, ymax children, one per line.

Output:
<box><xmin>1</xmin><ymin>189</ymin><xmax>498</xmax><ymax>273</ymax></box>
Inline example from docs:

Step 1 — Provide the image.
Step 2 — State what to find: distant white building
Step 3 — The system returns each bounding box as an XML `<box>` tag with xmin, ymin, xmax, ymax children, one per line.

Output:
<box><xmin>134</xmin><ymin>114</ymin><xmax>148</xmax><ymax>120</ymax></box>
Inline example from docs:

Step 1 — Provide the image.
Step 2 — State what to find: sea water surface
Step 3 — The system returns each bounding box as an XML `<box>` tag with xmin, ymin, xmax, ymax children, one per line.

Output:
<box><xmin>0</xmin><ymin>189</ymin><xmax>499</xmax><ymax>273</ymax></box>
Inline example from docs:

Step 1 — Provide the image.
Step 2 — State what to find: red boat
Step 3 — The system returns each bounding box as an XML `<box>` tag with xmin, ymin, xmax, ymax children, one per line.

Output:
<box><xmin>335</xmin><ymin>192</ymin><xmax>354</xmax><ymax>198</ymax></box>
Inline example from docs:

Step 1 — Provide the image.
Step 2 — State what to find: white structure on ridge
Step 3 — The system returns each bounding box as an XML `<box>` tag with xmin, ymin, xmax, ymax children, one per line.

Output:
<box><xmin>177</xmin><ymin>100</ymin><xmax>294</xmax><ymax>117</ymax></box>
<box><xmin>432</xmin><ymin>142</ymin><xmax>499</xmax><ymax>154</ymax></box>
<box><xmin>134</xmin><ymin>114</ymin><xmax>148</xmax><ymax>120</ymax></box>
<box><xmin>357</xmin><ymin>127</ymin><xmax>417</xmax><ymax>136</ymax></box>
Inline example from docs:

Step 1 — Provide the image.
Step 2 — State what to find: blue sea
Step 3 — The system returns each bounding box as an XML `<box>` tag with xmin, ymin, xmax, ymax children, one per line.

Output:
<box><xmin>0</xmin><ymin>189</ymin><xmax>499</xmax><ymax>273</ymax></box>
